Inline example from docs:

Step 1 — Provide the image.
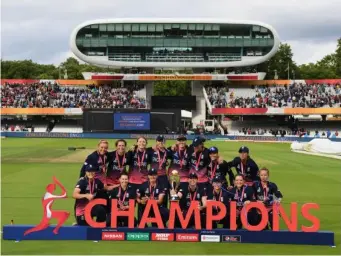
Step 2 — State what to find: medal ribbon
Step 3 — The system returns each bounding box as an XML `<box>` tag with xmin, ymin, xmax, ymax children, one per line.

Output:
<box><xmin>213</xmin><ymin>189</ymin><xmax>222</xmax><ymax>210</ymax></box>
<box><xmin>210</xmin><ymin>161</ymin><xmax>218</xmax><ymax>179</ymax></box>
<box><xmin>236</xmin><ymin>186</ymin><xmax>246</xmax><ymax>203</ymax></box>
<box><xmin>137</xmin><ymin>150</ymin><xmax>146</xmax><ymax>171</ymax></box>
<box><xmin>149</xmin><ymin>183</ymin><xmax>156</xmax><ymax>199</ymax></box>
<box><xmin>263</xmin><ymin>183</ymin><xmax>268</xmax><ymax>201</ymax></box>
<box><xmin>116</xmin><ymin>151</ymin><xmax>125</xmax><ymax>171</ymax></box>
<box><xmin>98</xmin><ymin>153</ymin><xmax>107</xmax><ymax>173</ymax></box>
<box><xmin>189</xmin><ymin>188</ymin><xmax>198</xmax><ymax>201</ymax></box>
<box><xmin>88</xmin><ymin>178</ymin><xmax>95</xmax><ymax>194</ymax></box>
<box><xmin>195</xmin><ymin>152</ymin><xmax>203</xmax><ymax>170</ymax></box>
<box><xmin>157</xmin><ymin>150</ymin><xmax>167</xmax><ymax>170</ymax></box>
<box><xmin>240</xmin><ymin>161</ymin><xmax>245</xmax><ymax>175</ymax></box>
<box><xmin>178</xmin><ymin>149</ymin><xmax>187</xmax><ymax>169</ymax></box>
<box><xmin>118</xmin><ymin>186</ymin><xmax>128</xmax><ymax>206</ymax></box>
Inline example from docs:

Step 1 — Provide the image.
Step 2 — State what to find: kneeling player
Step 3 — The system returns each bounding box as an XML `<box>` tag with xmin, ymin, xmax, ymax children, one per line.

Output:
<box><xmin>229</xmin><ymin>174</ymin><xmax>256</xmax><ymax>229</ymax></box>
<box><xmin>253</xmin><ymin>167</ymin><xmax>283</xmax><ymax>230</ymax></box>
<box><xmin>137</xmin><ymin>169</ymin><xmax>169</xmax><ymax>227</ymax></box>
<box><xmin>73</xmin><ymin>164</ymin><xmax>106</xmax><ymax>226</ymax></box>
<box><xmin>208</xmin><ymin>176</ymin><xmax>231</xmax><ymax>228</ymax></box>
<box><xmin>108</xmin><ymin>172</ymin><xmax>137</xmax><ymax>227</ymax></box>
<box><xmin>173</xmin><ymin>173</ymin><xmax>208</xmax><ymax>228</ymax></box>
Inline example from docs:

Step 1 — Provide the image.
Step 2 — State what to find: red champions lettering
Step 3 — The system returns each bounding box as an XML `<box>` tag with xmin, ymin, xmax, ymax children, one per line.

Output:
<box><xmin>176</xmin><ymin>233</ymin><xmax>199</xmax><ymax>242</ymax></box>
<box><xmin>102</xmin><ymin>232</ymin><xmax>125</xmax><ymax>241</ymax></box>
<box><xmin>151</xmin><ymin>233</ymin><xmax>174</xmax><ymax>241</ymax></box>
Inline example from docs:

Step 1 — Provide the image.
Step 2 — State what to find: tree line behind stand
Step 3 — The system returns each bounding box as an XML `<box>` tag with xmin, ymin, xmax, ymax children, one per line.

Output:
<box><xmin>1</xmin><ymin>39</ymin><xmax>340</xmax><ymax>97</ymax></box>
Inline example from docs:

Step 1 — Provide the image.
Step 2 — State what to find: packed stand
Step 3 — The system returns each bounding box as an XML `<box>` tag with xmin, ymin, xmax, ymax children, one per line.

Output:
<box><xmin>1</xmin><ymin>82</ymin><xmax>146</xmax><ymax>109</ymax></box>
<box><xmin>206</xmin><ymin>83</ymin><xmax>341</xmax><ymax>108</ymax></box>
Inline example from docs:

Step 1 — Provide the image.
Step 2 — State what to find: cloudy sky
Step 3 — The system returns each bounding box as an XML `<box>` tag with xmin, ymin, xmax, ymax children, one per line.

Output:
<box><xmin>1</xmin><ymin>0</ymin><xmax>340</xmax><ymax>66</ymax></box>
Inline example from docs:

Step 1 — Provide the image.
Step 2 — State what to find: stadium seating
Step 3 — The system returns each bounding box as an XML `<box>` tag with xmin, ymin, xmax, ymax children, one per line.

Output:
<box><xmin>0</xmin><ymin>82</ymin><xmax>146</xmax><ymax>109</ymax></box>
<box><xmin>205</xmin><ymin>83</ymin><xmax>341</xmax><ymax>108</ymax></box>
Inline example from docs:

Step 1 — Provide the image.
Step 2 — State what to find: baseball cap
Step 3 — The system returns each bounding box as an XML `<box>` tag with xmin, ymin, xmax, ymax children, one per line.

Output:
<box><xmin>85</xmin><ymin>164</ymin><xmax>100</xmax><ymax>172</ymax></box>
<box><xmin>208</xmin><ymin>146</ymin><xmax>219</xmax><ymax>154</ymax></box>
<box><xmin>177</xmin><ymin>135</ymin><xmax>187</xmax><ymax>141</ymax></box>
<box><xmin>188</xmin><ymin>172</ymin><xmax>198</xmax><ymax>179</ymax></box>
<box><xmin>212</xmin><ymin>176</ymin><xmax>222</xmax><ymax>183</ymax></box>
<box><xmin>156</xmin><ymin>135</ymin><xmax>165</xmax><ymax>143</ymax></box>
<box><xmin>239</xmin><ymin>146</ymin><xmax>249</xmax><ymax>154</ymax></box>
<box><xmin>148</xmin><ymin>168</ymin><xmax>158</xmax><ymax>176</ymax></box>
<box><xmin>192</xmin><ymin>137</ymin><xmax>204</xmax><ymax>147</ymax></box>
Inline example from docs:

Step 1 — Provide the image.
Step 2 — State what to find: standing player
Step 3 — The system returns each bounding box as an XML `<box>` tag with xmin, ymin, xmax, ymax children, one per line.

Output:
<box><xmin>253</xmin><ymin>167</ymin><xmax>283</xmax><ymax>230</ymax></box>
<box><xmin>73</xmin><ymin>164</ymin><xmax>107</xmax><ymax>226</ymax></box>
<box><xmin>126</xmin><ymin>136</ymin><xmax>151</xmax><ymax>191</ymax></box>
<box><xmin>150</xmin><ymin>135</ymin><xmax>172</xmax><ymax>189</ymax></box>
<box><xmin>168</xmin><ymin>135</ymin><xmax>189</xmax><ymax>186</ymax></box>
<box><xmin>108</xmin><ymin>172</ymin><xmax>137</xmax><ymax>227</ymax></box>
<box><xmin>136</xmin><ymin>169</ymin><xmax>169</xmax><ymax>227</ymax></box>
<box><xmin>207</xmin><ymin>146</ymin><xmax>235</xmax><ymax>189</ymax></box>
<box><xmin>208</xmin><ymin>176</ymin><xmax>231</xmax><ymax>228</ymax></box>
<box><xmin>227</xmin><ymin>146</ymin><xmax>259</xmax><ymax>186</ymax></box>
<box><xmin>187</xmin><ymin>137</ymin><xmax>210</xmax><ymax>190</ymax></box>
<box><xmin>172</xmin><ymin>173</ymin><xmax>208</xmax><ymax>228</ymax></box>
<box><xmin>79</xmin><ymin>140</ymin><xmax>109</xmax><ymax>185</ymax></box>
<box><xmin>229</xmin><ymin>174</ymin><xmax>256</xmax><ymax>229</ymax></box>
<box><xmin>106</xmin><ymin>139</ymin><xmax>128</xmax><ymax>191</ymax></box>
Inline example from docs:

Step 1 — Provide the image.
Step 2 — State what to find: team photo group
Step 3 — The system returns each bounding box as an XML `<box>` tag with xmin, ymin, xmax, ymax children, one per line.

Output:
<box><xmin>73</xmin><ymin>135</ymin><xmax>283</xmax><ymax>230</ymax></box>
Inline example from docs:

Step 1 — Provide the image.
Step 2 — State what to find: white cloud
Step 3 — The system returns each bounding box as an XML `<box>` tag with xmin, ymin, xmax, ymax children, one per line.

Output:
<box><xmin>1</xmin><ymin>0</ymin><xmax>340</xmax><ymax>65</ymax></box>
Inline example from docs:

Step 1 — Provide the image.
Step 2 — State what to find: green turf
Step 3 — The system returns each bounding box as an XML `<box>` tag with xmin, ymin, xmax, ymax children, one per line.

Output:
<box><xmin>1</xmin><ymin>138</ymin><xmax>341</xmax><ymax>255</ymax></box>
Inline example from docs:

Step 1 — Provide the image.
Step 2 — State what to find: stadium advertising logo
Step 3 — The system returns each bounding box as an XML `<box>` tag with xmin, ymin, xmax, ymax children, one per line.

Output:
<box><xmin>201</xmin><ymin>235</ymin><xmax>220</xmax><ymax>242</ymax></box>
<box><xmin>222</xmin><ymin>235</ymin><xmax>241</xmax><ymax>243</ymax></box>
<box><xmin>126</xmin><ymin>232</ymin><xmax>150</xmax><ymax>241</ymax></box>
<box><xmin>102</xmin><ymin>232</ymin><xmax>125</xmax><ymax>241</ymax></box>
<box><xmin>23</xmin><ymin>177</ymin><xmax>70</xmax><ymax>236</ymax></box>
<box><xmin>176</xmin><ymin>233</ymin><xmax>199</xmax><ymax>242</ymax></box>
<box><xmin>151</xmin><ymin>233</ymin><xmax>174</xmax><ymax>241</ymax></box>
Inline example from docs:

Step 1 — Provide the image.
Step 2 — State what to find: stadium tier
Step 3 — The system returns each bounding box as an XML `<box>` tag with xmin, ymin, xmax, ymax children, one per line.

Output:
<box><xmin>70</xmin><ymin>19</ymin><xmax>280</xmax><ymax>68</ymax></box>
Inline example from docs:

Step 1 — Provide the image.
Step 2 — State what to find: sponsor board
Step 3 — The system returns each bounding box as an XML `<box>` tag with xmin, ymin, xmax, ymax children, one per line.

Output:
<box><xmin>201</xmin><ymin>235</ymin><xmax>220</xmax><ymax>242</ymax></box>
<box><xmin>176</xmin><ymin>233</ymin><xmax>199</xmax><ymax>242</ymax></box>
<box><xmin>151</xmin><ymin>233</ymin><xmax>174</xmax><ymax>241</ymax></box>
<box><xmin>102</xmin><ymin>232</ymin><xmax>125</xmax><ymax>241</ymax></box>
<box><xmin>126</xmin><ymin>232</ymin><xmax>150</xmax><ymax>241</ymax></box>
<box><xmin>222</xmin><ymin>235</ymin><xmax>241</xmax><ymax>243</ymax></box>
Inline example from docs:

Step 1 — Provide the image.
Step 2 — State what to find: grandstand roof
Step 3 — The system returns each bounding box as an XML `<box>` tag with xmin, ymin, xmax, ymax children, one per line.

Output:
<box><xmin>70</xmin><ymin>18</ymin><xmax>280</xmax><ymax>68</ymax></box>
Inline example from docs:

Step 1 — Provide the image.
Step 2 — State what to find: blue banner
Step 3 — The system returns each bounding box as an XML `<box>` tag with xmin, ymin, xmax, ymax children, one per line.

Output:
<box><xmin>113</xmin><ymin>113</ymin><xmax>150</xmax><ymax>131</ymax></box>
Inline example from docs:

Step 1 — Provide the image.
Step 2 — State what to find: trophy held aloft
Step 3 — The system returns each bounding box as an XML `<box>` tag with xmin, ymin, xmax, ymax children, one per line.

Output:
<box><xmin>169</xmin><ymin>170</ymin><xmax>180</xmax><ymax>201</ymax></box>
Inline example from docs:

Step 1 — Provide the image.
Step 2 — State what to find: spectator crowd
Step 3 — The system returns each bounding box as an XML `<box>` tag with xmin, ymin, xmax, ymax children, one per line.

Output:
<box><xmin>206</xmin><ymin>83</ymin><xmax>341</xmax><ymax>108</ymax></box>
<box><xmin>1</xmin><ymin>82</ymin><xmax>146</xmax><ymax>109</ymax></box>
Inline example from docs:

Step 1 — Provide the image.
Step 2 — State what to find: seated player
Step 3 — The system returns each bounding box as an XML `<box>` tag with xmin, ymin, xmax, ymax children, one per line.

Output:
<box><xmin>108</xmin><ymin>172</ymin><xmax>137</xmax><ymax>227</ymax></box>
<box><xmin>106</xmin><ymin>139</ymin><xmax>128</xmax><ymax>191</ymax></box>
<box><xmin>73</xmin><ymin>164</ymin><xmax>106</xmax><ymax>226</ymax></box>
<box><xmin>207</xmin><ymin>176</ymin><xmax>231</xmax><ymax>228</ymax></box>
<box><xmin>253</xmin><ymin>167</ymin><xmax>283</xmax><ymax>230</ymax></box>
<box><xmin>229</xmin><ymin>174</ymin><xmax>256</xmax><ymax>229</ymax></box>
<box><xmin>208</xmin><ymin>146</ymin><xmax>234</xmax><ymax>189</ymax></box>
<box><xmin>136</xmin><ymin>169</ymin><xmax>169</xmax><ymax>227</ymax></box>
<box><xmin>173</xmin><ymin>173</ymin><xmax>208</xmax><ymax>229</ymax></box>
<box><xmin>227</xmin><ymin>146</ymin><xmax>259</xmax><ymax>186</ymax></box>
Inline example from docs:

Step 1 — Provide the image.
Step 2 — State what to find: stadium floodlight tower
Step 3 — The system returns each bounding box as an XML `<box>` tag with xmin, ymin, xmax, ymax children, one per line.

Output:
<box><xmin>70</xmin><ymin>18</ymin><xmax>280</xmax><ymax>125</ymax></box>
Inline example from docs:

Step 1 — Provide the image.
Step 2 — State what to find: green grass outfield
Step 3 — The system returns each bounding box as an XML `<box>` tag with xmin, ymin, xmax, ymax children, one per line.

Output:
<box><xmin>1</xmin><ymin>138</ymin><xmax>341</xmax><ymax>255</ymax></box>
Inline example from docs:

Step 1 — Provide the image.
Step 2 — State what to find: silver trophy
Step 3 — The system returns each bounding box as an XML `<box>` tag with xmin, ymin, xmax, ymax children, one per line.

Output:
<box><xmin>169</xmin><ymin>170</ymin><xmax>180</xmax><ymax>201</ymax></box>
